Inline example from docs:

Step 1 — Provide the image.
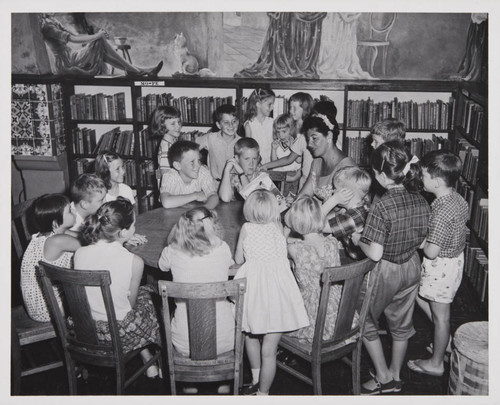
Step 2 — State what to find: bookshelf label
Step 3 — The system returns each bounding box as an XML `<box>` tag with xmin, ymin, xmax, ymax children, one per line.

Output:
<box><xmin>134</xmin><ymin>81</ymin><xmax>165</xmax><ymax>87</ymax></box>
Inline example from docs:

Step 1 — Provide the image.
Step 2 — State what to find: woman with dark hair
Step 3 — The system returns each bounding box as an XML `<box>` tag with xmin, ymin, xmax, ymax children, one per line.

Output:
<box><xmin>296</xmin><ymin>100</ymin><xmax>357</xmax><ymax>201</ymax></box>
<box><xmin>39</xmin><ymin>13</ymin><xmax>162</xmax><ymax>77</ymax></box>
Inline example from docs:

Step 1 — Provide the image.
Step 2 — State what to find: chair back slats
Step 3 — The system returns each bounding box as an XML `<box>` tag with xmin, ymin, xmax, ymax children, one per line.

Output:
<box><xmin>38</xmin><ymin>262</ymin><xmax>123</xmax><ymax>355</ymax></box>
<box><xmin>12</xmin><ymin>199</ymin><xmax>34</xmax><ymax>263</ymax></box>
<box><xmin>187</xmin><ymin>299</ymin><xmax>217</xmax><ymax>360</ymax></box>
<box><xmin>159</xmin><ymin>278</ymin><xmax>247</xmax><ymax>394</ymax></box>
<box><xmin>313</xmin><ymin>259</ymin><xmax>377</xmax><ymax>349</ymax></box>
<box><xmin>63</xmin><ymin>283</ymin><xmax>99</xmax><ymax>345</ymax></box>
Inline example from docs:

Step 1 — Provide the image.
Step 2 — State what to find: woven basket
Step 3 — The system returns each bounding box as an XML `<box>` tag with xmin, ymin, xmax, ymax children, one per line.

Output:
<box><xmin>449</xmin><ymin>321</ymin><xmax>488</xmax><ymax>395</ymax></box>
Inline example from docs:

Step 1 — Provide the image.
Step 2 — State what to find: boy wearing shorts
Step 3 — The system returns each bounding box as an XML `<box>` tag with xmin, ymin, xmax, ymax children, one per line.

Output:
<box><xmin>407</xmin><ymin>150</ymin><xmax>468</xmax><ymax>377</ymax></box>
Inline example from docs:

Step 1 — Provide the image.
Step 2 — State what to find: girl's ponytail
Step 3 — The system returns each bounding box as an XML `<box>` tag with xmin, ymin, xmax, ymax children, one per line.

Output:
<box><xmin>80</xmin><ymin>197</ymin><xmax>134</xmax><ymax>245</ymax></box>
<box><xmin>371</xmin><ymin>140</ymin><xmax>423</xmax><ymax>193</ymax></box>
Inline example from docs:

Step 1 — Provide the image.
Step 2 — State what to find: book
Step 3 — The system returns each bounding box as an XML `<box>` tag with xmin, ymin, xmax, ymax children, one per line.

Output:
<box><xmin>238</xmin><ymin>172</ymin><xmax>287</xmax><ymax>212</ymax></box>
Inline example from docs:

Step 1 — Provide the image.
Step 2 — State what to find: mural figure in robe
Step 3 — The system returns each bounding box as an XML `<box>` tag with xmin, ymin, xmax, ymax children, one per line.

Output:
<box><xmin>235</xmin><ymin>12</ymin><xmax>327</xmax><ymax>79</ymax></box>
<box><xmin>455</xmin><ymin>13</ymin><xmax>487</xmax><ymax>82</ymax></box>
<box><xmin>39</xmin><ymin>13</ymin><xmax>163</xmax><ymax>77</ymax></box>
<box><xmin>318</xmin><ymin>13</ymin><xmax>372</xmax><ymax>79</ymax></box>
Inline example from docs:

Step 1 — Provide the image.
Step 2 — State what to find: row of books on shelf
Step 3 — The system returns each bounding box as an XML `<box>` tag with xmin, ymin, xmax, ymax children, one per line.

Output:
<box><xmin>344</xmin><ymin>133</ymin><xmax>451</xmax><ymax>166</ymax></box>
<box><xmin>454</xmin><ymin>137</ymin><xmax>480</xmax><ymax>186</ymax></box>
<box><xmin>459</xmin><ymin>98</ymin><xmax>485</xmax><ymax>143</ymax></box>
<box><xmin>456</xmin><ymin>177</ymin><xmax>475</xmax><ymax>220</ymax></box>
<box><xmin>137</xmin><ymin>128</ymin><xmax>206</xmax><ymax>158</ymax></box>
<box><xmin>73</xmin><ymin>157</ymin><xmax>155</xmax><ymax>191</ymax></box>
<box><xmin>470</xmin><ymin>197</ymin><xmax>488</xmax><ymax>243</ymax></box>
<box><xmin>135</xmin><ymin>93</ymin><xmax>233</xmax><ymax>124</ymax></box>
<box><xmin>346</xmin><ymin>97</ymin><xmax>454</xmax><ymax>130</ymax></box>
<box><xmin>464</xmin><ymin>243</ymin><xmax>488</xmax><ymax>304</ymax></box>
<box><xmin>138</xmin><ymin>190</ymin><xmax>156</xmax><ymax>213</ymax></box>
<box><xmin>70</xmin><ymin>92</ymin><xmax>127</xmax><ymax>121</ymax></box>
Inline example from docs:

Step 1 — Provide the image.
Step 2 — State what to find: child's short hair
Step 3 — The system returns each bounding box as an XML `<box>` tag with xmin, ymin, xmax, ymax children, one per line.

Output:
<box><xmin>234</xmin><ymin>137</ymin><xmax>260</xmax><ymax>157</ymax></box>
<box><xmin>289</xmin><ymin>92</ymin><xmax>314</xmax><ymax>118</ymax></box>
<box><xmin>81</xmin><ymin>197</ymin><xmax>135</xmax><ymax>245</ymax></box>
<box><xmin>333</xmin><ymin>167</ymin><xmax>372</xmax><ymax>201</ymax></box>
<box><xmin>215</xmin><ymin>104</ymin><xmax>237</xmax><ymax>123</ymax></box>
<box><xmin>370</xmin><ymin>118</ymin><xmax>406</xmax><ymax>141</ymax></box>
<box><xmin>371</xmin><ymin>140</ymin><xmax>422</xmax><ymax>193</ymax></box>
<box><xmin>149</xmin><ymin>105</ymin><xmax>181</xmax><ymax>137</ymax></box>
<box><xmin>70</xmin><ymin>173</ymin><xmax>107</xmax><ymax>203</ymax></box>
<box><xmin>29</xmin><ymin>193</ymin><xmax>70</xmax><ymax>233</ymax></box>
<box><xmin>273</xmin><ymin>114</ymin><xmax>297</xmax><ymax>141</ymax></box>
<box><xmin>244</xmin><ymin>88</ymin><xmax>276</xmax><ymax>122</ymax></box>
<box><xmin>420</xmin><ymin>150</ymin><xmax>462</xmax><ymax>187</ymax></box>
<box><xmin>167</xmin><ymin>207</ymin><xmax>223</xmax><ymax>257</ymax></box>
<box><xmin>168</xmin><ymin>140</ymin><xmax>200</xmax><ymax>167</ymax></box>
<box><xmin>285</xmin><ymin>196</ymin><xmax>324</xmax><ymax>235</ymax></box>
<box><xmin>95</xmin><ymin>151</ymin><xmax>121</xmax><ymax>189</ymax></box>
<box><xmin>243</xmin><ymin>189</ymin><xmax>281</xmax><ymax>225</ymax></box>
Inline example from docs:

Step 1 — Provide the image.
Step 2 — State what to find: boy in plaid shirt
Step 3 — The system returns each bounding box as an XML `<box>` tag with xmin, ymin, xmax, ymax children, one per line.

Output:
<box><xmin>407</xmin><ymin>150</ymin><xmax>468</xmax><ymax>377</ymax></box>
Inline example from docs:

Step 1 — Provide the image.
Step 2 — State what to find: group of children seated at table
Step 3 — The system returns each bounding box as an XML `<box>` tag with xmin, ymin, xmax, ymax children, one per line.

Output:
<box><xmin>19</xmin><ymin>87</ymin><xmax>469</xmax><ymax>395</ymax></box>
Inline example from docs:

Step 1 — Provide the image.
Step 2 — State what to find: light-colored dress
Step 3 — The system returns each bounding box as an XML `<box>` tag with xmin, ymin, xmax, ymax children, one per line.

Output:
<box><xmin>311</xmin><ymin>156</ymin><xmax>357</xmax><ymax>201</ymax></box>
<box><xmin>234</xmin><ymin>222</ymin><xmax>309</xmax><ymax>334</ymax></box>
<box><xmin>20</xmin><ymin>232</ymin><xmax>73</xmax><ymax>322</ymax></box>
<box><xmin>158</xmin><ymin>242</ymin><xmax>235</xmax><ymax>355</ymax></box>
<box><xmin>105</xmin><ymin>183</ymin><xmax>135</xmax><ymax>204</ymax></box>
<box><xmin>288</xmin><ymin>236</ymin><xmax>358</xmax><ymax>342</ymax></box>
<box><xmin>245</xmin><ymin>117</ymin><xmax>274</xmax><ymax>164</ymax></box>
<box><xmin>74</xmin><ymin>241</ymin><xmax>160</xmax><ymax>352</ymax></box>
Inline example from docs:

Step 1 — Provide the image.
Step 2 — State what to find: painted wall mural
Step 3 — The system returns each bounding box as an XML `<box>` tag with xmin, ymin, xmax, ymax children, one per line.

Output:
<box><xmin>11</xmin><ymin>12</ymin><xmax>486</xmax><ymax>82</ymax></box>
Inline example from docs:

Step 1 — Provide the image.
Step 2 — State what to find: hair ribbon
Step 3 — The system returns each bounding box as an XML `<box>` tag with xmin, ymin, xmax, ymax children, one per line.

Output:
<box><xmin>402</xmin><ymin>155</ymin><xmax>419</xmax><ymax>175</ymax></box>
<box><xmin>314</xmin><ymin>113</ymin><xmax>334</xmax><ymax>131</ymax></box>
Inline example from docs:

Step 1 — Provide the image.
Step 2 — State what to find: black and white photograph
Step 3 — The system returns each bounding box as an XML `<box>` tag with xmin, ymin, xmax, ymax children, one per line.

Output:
<box><xmin>6</xmin><ymin>0</ymin><xmax>497</xmax><ymax>401</ymax></box>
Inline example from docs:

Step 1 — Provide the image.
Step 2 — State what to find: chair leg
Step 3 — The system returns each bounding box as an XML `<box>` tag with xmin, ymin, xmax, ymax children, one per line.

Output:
<box><xmin>352</xmin><ymin>343</ymin><xmax>362</xmax><ymax>395</ymax></box>
<box><xmin>381</xmin><ymin>46</ymin><xmax>389</xmax><ymax>77</ymax></box>
<box><xmin>66</xmin><ymin>356</ymin><xmax>78</xmax><ymax>395</ymax></box>
<box><xmin>311</xmin><ymin>359</ymin><xmax>322</xmax><ymax>395</ymax></box>
<box><xmin>116</xmin><ymin>364</ymin><xmax>125</xmax><ymax>395</ymax></box>
<box><xmin>11</xmin><ymin>326</ymin><xmax>21</xmax><ymax>395</ymax></box>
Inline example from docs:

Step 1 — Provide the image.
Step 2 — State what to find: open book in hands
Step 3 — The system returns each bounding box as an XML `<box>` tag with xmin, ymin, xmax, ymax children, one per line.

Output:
<box><xmin>238</xmin><ymin>172</ymin><xmax>288</xmax><ymax>212</ymax></box>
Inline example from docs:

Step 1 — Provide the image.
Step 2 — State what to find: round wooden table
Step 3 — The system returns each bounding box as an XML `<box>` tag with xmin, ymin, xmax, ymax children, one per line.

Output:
<box><xmin>127</xmin><ymin>201</ymin><xmax>245</xmax><ymax>268</ymax></box>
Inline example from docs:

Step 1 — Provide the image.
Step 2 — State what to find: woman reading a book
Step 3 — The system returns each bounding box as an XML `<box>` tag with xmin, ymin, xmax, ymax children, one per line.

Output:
<box><xmin>39</xmin><ymin>13</ymin><xmax>163</xmax><ymax>77</ymax></box>
<box><xmin>296</xmin><ymin>101</ymin><xmax>357</xmax><ymax>202</ymax></box>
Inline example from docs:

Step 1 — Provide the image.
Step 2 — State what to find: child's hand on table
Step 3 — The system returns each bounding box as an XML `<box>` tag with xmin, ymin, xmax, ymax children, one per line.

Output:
<box><xmin>126</xmin><ymin>233</ymin><xmax>148</xmax><ymax>246</ymax></box>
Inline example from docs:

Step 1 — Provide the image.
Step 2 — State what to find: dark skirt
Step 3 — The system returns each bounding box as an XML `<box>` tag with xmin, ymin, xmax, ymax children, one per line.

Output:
<box><xmin>95</xmin><ymin>285</ymin><xmax>161</xmax><ymax>352</ymax></box>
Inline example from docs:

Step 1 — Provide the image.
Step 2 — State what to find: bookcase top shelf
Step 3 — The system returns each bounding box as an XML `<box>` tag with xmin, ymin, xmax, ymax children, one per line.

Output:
<box><xmin>12</xmin><ymin>74</ymin><xmax>462</xmax><ymax>92</ymax></box>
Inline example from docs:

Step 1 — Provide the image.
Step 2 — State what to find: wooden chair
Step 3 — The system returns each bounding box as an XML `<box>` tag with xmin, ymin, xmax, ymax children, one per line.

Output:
<box><xmin>358</xmin><ymin>13</ymin><xmax>397</xmax><ymax>77</ymax></box>
<box><xmin>11</xmin><ymin>199</ymin><xmax>63</xmax><ymax>394</ymax></box>
<box><xmin>268</xmin><ymin>170</ymin><xmax>287</xmax><ymax>194</ymax></box>
<box><xmin>159</xmin><ymin>279</ymin><xmax>247</xmax><ymax>395</ymax></box>
<box><xmin>38</xmin><ymin>262</ymin><xmax>163</xmax><ymax>395</ymax></box>
<box><xmin>276</xmin><ymin>258</ymin><xmax>377</xmax><ymax>395</ymax></box>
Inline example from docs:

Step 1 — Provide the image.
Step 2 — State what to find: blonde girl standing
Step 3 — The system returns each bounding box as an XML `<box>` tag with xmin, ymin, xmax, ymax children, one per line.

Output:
<box><xmin>262</xmin><ymin>92</ymin><xmax>315</xmax><ymax>188</ymax></box>
<box><xmin>234</xmin><ymin>190</ymin><xmax>308</xmax><ymax>395</ymax></box>
<box><xmin>270</xmin><ymin>113</ymin><xmax>301</xmax><ymax>195</ymax></box>
<box><xmin>244</xmin><ymin>88</ymin><xmax>276</xmax><ymax>164</ymax></box>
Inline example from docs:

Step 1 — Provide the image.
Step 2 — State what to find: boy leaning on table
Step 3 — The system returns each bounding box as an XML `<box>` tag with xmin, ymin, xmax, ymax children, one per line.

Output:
<box><xmin>159</xmin><ymin>140</ymin><xmax>219</xmax><ymax>209</ymax></box>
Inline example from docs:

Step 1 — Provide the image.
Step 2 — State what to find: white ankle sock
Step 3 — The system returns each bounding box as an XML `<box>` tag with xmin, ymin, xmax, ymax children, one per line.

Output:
<box><xmin>251</xmin><ymin>368</ymin><xmax>260</xmax><ymax>385</ymax></box>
